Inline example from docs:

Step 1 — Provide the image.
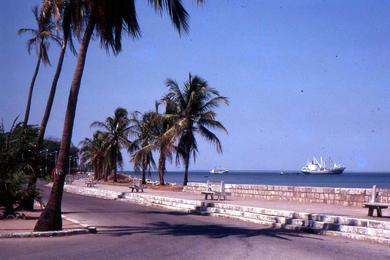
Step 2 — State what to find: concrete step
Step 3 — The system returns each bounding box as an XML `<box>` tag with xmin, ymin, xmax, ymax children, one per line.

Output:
<box><xmin>323</xmin><ymin>230</ymin><xmax>390</xmax><ymax>245</ymax></box>
<box><xmin>310</xmin><ymin>213</ymin><xmax>390</xmax><ymax>230</ymax></box>
<box><xmin>206</xmin><ymin>207</ymin><xmax>298</xmax><ymax>224</ymax></box>
<box><xmin>210</xmin><ymin>203</ymin><xmax>311</xmax><ymax>219</ymax></box>
<box><xmin>208</xmin><ymin>212</ymin><xmax>275</xmax><ymax>226</ymax></box>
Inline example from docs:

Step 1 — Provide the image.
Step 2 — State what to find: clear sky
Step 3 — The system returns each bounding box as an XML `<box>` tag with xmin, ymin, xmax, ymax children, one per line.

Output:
<box><xmin>1</xmin><ymin>0</ymin><xmax>390</xmax><ymax>172</ymax></box>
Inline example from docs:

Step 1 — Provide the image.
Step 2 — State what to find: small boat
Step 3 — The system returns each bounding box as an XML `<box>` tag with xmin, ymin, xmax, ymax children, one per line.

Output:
<box><xmin>209</xmin><ymin>168</ymin><xmax>229</xmax><ymax>174</ymax></box>
<box><xmin>301</xmin><ymin>157</ymin><xmax>345</xmax><ymax>175</ymax></box>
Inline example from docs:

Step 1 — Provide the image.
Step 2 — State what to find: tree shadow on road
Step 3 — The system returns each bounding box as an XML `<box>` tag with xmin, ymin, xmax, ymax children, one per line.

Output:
<box><xmin>140</xmin><ymin>210</ymin><xmax>190</xmax><ymax>216</ymax></box>
<box><xmin>95</xmin><ymin>222</ymin><xmax>323</xmax><ymax>241</ymax></box>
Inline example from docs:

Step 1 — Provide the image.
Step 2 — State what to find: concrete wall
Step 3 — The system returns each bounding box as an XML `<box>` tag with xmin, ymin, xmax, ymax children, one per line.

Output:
<box><xmin>183</xmin><ymin>183</ymin><xmax>390</xmax><ymax>207</ymax></box>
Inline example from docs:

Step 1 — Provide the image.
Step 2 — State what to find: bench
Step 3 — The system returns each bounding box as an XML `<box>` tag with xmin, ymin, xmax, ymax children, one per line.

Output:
<box><xmin>201</xmin><ymin>180</ymin><xmax>231</xmax><ymax>201</ymax></box>
<box><xmin>85</xmin><ymin>179</ymin><xmax>97</xmax><ymax>187</ymax></box>
<box><xmin>65</xmin><ymin>175</ymin><xmax>74</xmax><ymax>185</ymax></box>
<box><xmin>363</xmin><ymin>185</ymin><xmax>390</xmax><ymax>217</ymax></box>
<box><xmin>129</xmin><ymin>180</ymin><xmax>144</xmax><ymax>192</ymax></box>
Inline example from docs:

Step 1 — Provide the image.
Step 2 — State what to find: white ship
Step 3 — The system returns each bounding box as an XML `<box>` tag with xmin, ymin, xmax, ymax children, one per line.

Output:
<box><xmin>209</xmin><ymin>168</ymin><xmax>229</xmax><ymax>174</ymax></box>
<box><xmin>301</xmin><ymin>157</ymin><xmax>345</xmax><ymax>175</ymax></box>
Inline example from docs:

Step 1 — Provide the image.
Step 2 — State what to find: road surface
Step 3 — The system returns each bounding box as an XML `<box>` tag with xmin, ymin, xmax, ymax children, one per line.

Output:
<box><xmin>1</xmin><ymin>187</ymin><xmax>389</xmax><ymax>260</ymax></box>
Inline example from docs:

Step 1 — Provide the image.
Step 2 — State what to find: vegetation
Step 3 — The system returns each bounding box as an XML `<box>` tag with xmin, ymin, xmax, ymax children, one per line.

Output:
<box><xmin>129</xmin><ymin>111</ymin><xmax>158</xmax><ymax>184</ymax></box>
<box><xmin>79</xmin><ymin>132</ymin><xmax>108</xmax><ymax>181</ymax></box>
<box><xmin>90</xmin><ymin>108</ymin><xmax>132</xmax><ymax>182</ymax></box>
<box><xmin>0</xmin><ymin>118</ymin><xmax>79</xmax><ymax>217</ymax></box>
<box><xmin>79</xmin><ymin>74</ymin><xmax>228</xmax><ymax>187</ymax></box>
<box><xmin>35</xmin><ymin>0</ymin><xmax>193</xmax><ymax>231</ymax></box>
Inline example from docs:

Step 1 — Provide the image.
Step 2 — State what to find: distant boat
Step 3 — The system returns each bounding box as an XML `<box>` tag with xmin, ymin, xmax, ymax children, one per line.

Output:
<box><xmin>210</xmin><ymin>168</ymin><xmax>229</xmax><ymax>174</ymax></box>
<box><xmin>301</xmin><ymin>157</ymin><xmax>345</xmax><ymax>175</ymax></box>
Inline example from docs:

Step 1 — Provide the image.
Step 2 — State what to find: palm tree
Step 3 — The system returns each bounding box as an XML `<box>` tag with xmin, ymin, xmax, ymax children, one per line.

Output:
<box><xmin>163</xmin><ymin>74</ymin><xmax>229</xmax><ymax>186</ymax></box>
<box><xmin>35</xmin><ymin>0</ymin><xmax>197</xmax><ymax>232</ymax></box>
<box><xmin>18</xmin><ymin>6</ymin><xmax>61</xmax><ymax>128</ymax></box>
<box><xmin>79</xmin><ymin>131</ymin><xmax>107</xmax><ymax>180</ymax></box>
<box><xmin>90</xmin><ymin>108</ymin><xmax>131</xmax><ymax>182</ymax></box>
<box><xmin>129</xmin><ymin>111</ymin><xmax>158</xmax><ymax>184</ymax></box>
<box><xmin>37</xmin><ymin>1</ymin><xmax>77</xmax><ymax>150</ymax></box>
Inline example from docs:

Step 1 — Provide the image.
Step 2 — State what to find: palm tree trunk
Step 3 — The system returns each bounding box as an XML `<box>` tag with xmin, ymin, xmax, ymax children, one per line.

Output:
<box><xmin>141</xmin><ymin>160</ymin><xmax>146</xmax><ymax>184</ymax></box>
<box><xmin>104</xmin><ymin>166</ymin><xmax>109</xmax><ymax>182</ymax></box>
<box><xmin>23</xmin><ymin>48</ymin><xmax>42</xmax><ymax>128</ymax></box>
<box><xmin>183</xmin><ymin>153</ymin><xmax>190</xmax><ymax>186</ymax></box>
<box><xmin>34</xmin><ymin>18</ymin><xmax>95</xmax><ymax>231</ymax></box>
<box><xmin>113</xmin><ymin>163</ymin><xmax>117</xmax><ymax>182</ymax></box>
<box><xmin>113</xmin><ymin>146</ymin><xmax>118</xmax><ymax>182</ymax></box>
<box><xmin>158</xmin><ymin>151</ymin><xmax>165</xmax><ymax>185</ymax></box>
<box><xmin>37</xmin><ymin>40</ymin><xmax>67</xmax><ymax>149</ymax></box>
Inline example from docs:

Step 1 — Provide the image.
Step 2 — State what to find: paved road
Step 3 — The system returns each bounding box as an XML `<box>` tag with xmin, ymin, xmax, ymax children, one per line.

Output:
<box><xmin>1</xmin><ymin>187</ymin><xmax>389</xmax><ymax>260</ymax></box>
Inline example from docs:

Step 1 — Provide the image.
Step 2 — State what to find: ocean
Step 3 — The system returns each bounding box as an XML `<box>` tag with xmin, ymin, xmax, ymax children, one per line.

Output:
<box><xmin>124</xmin><ymin>171</ymin><xmax>390</xmax><ymax>188</ymax></box>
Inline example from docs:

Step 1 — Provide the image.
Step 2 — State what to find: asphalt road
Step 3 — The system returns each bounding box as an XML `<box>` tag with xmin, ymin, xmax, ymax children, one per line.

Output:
<box><xmin>1</xmin><ymin>187</ymin><xmax>389</xmax><ymax>260</ymax></box>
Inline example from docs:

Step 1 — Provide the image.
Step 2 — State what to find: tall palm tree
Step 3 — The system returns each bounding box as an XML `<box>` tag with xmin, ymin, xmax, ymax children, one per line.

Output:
<box><xmin>163</xmin><ymin>74</ymin><xmax>229</xmax><ymax>186</ymax></box>
<box><xmin>90</xmin><ymin>108</ymin><xmax>131</xmax><ymax>182</ymax></box>
<box><xmin>35</xmin><ymin>0</ymin><xmax>197</xmax><ymax>232</ymax></box>
<box><xmin>37</xmin><ymin>1</ymin><xmax>77</xmax><ymax>150</ymax></box>
<box><xmin>129</xmin><ymin>111</ymin><xmax>158</xmax><ymax>184</ymax></box>
<box><xmin>18</xmin><ymin>6</ymin><xmax>62</xmax><ymax>128</ymax></box>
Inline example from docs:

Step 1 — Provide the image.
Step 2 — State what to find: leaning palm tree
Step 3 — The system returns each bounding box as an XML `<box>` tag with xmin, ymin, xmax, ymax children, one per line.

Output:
<box><xmin>129</xmin><ymin>111</ymin><xmax>158</xmax><ymax>184</ymax></box>
<box><xmin>90</xmin><ymin>108</ymin><xmax>131</xmax><ymax>182</ymax></box>
<box><xmin>163</xmin><ymin>74</ymin><xmax>229</xmax><ymax>186</ymax></box>
<box><xmin>18</xmin><ymin>6</ymin><xmax>62</xmax><ymax>128</ymax></box>
<box><xmin>35</xmin><ymin>0</ymin><xmax>198</xmax><ymax>232</ymax></box>
<box><xmin>36</xmin><ymin>2</ymin><xmax>77</xmax><ymax>150</ymax></box>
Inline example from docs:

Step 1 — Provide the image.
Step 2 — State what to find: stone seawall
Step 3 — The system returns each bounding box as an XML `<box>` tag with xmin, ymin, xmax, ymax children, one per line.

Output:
<box><xmin>183</xmin><ymin>183</ymin><xmax>390</xmax><ymax>207</ymax></box>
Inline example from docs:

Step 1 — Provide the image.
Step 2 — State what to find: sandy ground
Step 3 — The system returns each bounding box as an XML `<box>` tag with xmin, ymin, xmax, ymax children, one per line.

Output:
<box><xmin>0</xmin><ymin>209</ymin><xmax>81</xmax><ymax>234</ymax></box>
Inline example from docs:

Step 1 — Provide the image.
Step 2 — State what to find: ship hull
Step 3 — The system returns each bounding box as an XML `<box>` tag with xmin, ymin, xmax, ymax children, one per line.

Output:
<box><xmin>301</xmin><ymin>167</ymin><xmax>345</xmax><ymax>175</ymax></box>
<box><xmin>209</xmin><ymin>169</ymin><xmax>229</xmax><ymax>174</ymax></box>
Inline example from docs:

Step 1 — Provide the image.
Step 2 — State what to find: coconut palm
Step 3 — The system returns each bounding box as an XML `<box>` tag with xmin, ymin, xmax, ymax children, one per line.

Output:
<box><xmin>90</xmin><ymin>108</ymin><xmax>131</xmax><ymax>182</ymax></box>
<box><xmin>35</xmin><ymin>0</ymin><xmax>197</xmax><ymax>232</ymax></box>
<box><xmin>18</xmin><ymin>6</ymin><xmax>62</xmax><ymax>128</ymax></box>
<box><xmin>79</xmin><ymin>131</ymin><xmax>107</xmax><ymax>180</ymax></box>
<box><xmin>129</xmin><ymin>111</ymin><xmax>158</xmax><ymax>184</ymax></box>
<box><xmin>37</xmin><ymin>1</ymin><xmax>77</xmax><ymax>150</ymax></box>
<box><xmin>163</xmin><ymin>74</ymin><xmax>229</xmax><ymax>186</ymax></box>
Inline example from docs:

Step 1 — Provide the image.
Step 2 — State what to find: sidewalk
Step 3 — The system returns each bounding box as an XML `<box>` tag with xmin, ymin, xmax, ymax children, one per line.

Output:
<box><xmin>70</xmin><ymin>179</ymin><xmax>390</xmax><ymax>222</ymax></box>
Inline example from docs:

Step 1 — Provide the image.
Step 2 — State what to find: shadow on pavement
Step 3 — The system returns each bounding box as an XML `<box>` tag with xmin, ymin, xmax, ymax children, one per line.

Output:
<box><xmin>140</xmin><ymin>210</ymin><xmax>190</xmax><ymax>216</ymax></box>
<box><xmin>95</xmin><ymin>222</ymin><xmax>324</xmax><ymax>241</ymax></box>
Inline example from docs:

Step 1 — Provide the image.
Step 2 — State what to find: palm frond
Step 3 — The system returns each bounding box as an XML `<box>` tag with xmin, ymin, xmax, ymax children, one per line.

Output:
<box><xmin>198</xmin><ymin>125</ymin><xmax>223</xmax><ymax>153</ymax></box>
<box><xmin>148</xmin><ymin>0</ymin><xmax>189</xmax><ymax>34</ymax></box>
<box><xmin>197</xmin><ymin>118</ymin><xmax>228</xmax><ymax>133</ymax></box>
<box><xmin>90</xmin><ymin>121</ymin><xmax>110</xmax><ymax>131</ymax></box>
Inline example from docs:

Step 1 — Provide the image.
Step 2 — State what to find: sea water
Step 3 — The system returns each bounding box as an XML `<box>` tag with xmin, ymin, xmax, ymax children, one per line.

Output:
<box><xmin>124</xmin><ymin>171</ymin><xmax>390</xmax><ymax>188</ymax></box>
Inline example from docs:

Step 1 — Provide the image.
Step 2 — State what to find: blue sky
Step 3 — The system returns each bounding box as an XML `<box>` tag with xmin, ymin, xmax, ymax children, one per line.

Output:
<box><xmin>1</xmin><ymin>0</ymin><xmax>390</xmax><ymax>171</ymax></box>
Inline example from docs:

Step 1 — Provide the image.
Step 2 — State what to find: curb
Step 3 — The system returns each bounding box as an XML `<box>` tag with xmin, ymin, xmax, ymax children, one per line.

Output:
<box><xmin>0</xmin><ymin>228</ymin><xmax>92</xmax><ymax>239</ymax></box>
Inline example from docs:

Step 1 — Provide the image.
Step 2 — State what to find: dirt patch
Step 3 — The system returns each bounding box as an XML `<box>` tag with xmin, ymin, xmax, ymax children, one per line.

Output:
<box><xmin>147</xmin><ymin>184</ymin><xmax>183</xmax><ymax>192</ymax></box>
<box><xmin>0</xmin><ymin>209</ymin><xmax>81</xmax><ymax>234</ymax></box>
